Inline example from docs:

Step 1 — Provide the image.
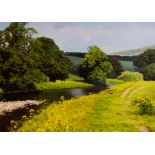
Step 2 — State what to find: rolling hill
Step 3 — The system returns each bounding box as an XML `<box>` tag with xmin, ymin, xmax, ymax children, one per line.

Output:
<box><xmin>112</xmin><ymin>44</ymin><xmax>155</xmax><ymax>56</ymax></box>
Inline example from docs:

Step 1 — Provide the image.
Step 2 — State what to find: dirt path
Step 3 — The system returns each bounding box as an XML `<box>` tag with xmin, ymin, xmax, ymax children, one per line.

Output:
<box><xmin>121</xmin><ymin>85</ymin><xmax>151</xmax><ymax>131</ymax></box>
<box><xmin>121</xmin><ymin>86</ymin><xmax>142</xmax><ymax>98</ymax></box>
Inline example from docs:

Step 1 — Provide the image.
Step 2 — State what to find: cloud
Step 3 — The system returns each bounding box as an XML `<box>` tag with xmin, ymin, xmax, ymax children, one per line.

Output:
<box><xmin>59</xmin><ymin>26</ymin><xmax>92</xmax><ymax>42</ymax></box>
<box><xmin>2</xmin><ymin>22</ymin><xmax>155</xmax><ymax>53</ymax></box>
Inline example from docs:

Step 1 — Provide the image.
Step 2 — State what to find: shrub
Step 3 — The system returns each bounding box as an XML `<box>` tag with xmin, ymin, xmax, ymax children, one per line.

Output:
<box><xmin>117</xmin><ymin>71</ymin><xmax>143</xmax><ymax>82</ymax></box>
<box><xmin>134</xmin><ymin>96</ymin><xmax>154</xmax><ymax>115</ymax></box>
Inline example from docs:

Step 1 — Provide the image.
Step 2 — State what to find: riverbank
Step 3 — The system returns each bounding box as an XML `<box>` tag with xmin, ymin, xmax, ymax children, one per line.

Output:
<box><xmin>17</xmin><ymin>81</ymin><xmax>155</xmax><ymax>132</ymax></box>
<box><xmin>0</xmin><ymin>100</ymin><xmax>42</xmax><ymax>116</ymax></box>
<box><xmin>0</xmin><ymin>88</ymin><xmax>3</xmax><ymax>93</ymax></box>
<box><xmin>0</xmin><ymin>75</ymin><xmax>93</xmax><ymax>93</ymax></box>
<box><xmin>35</xmin><ymin>80</ymin><xmax>93</xmax><ymax>90</ymax></box>
<box><xmin>35</xmin><ymin>74</ymin><xmax>93</xmax><ymax>90</ymax></box>
<box><xmin>0</xmin><ymin>100</ymin><xmax>43</xmax><ymax>131</ymax></box>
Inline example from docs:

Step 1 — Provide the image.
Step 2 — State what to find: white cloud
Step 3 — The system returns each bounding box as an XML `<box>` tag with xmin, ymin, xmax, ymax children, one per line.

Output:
<box><xmin>28</xmin><ymin>22</ymin><xmax>155</xmax><ymax>53</ymax></box>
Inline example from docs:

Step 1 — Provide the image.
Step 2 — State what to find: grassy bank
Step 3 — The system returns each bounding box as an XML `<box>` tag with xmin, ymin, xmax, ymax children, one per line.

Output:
<box><xmin>35</xmin><ymin>75</ymin><xmax>92</xmax><ymax>90</ymax></box>
<box><xmin>18</xmin><ymin>81</ymin><xmax>155</xmax><ymax>132</ymax></box>
<box><xmin>106</xmin><ymin>79</ymin><xmax>124</xmax><ymax>85</ymax></box>
<box><xmin>0</xmin><ymin>88</ymin><xmax>3</xmax><ymax>93</ymax></box>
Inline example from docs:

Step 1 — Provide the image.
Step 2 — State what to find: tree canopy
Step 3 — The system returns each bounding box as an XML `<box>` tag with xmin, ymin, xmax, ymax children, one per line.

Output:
<box><xmin>133</xmin><ymin>49</ymin><xmax>155</xmax><ymax>68</ymax></box>
<box><xmin>107</xmin><ymin>56</ymin><xmax>124</xmax><ymax>78</ymax></box>
<box><xmin>79</xmin><ymin>46</ymin><xmax>113</xmax><ymax>83</ymax></box>
<box><xmin>0</xmin><ymin>22</ymin><xmax>72</xmax><ymax>91</ymax></box>
<box><xmin>141</xmin><ymin>63</ymin><xmax>155</xmax><ymax>80</ymax></box>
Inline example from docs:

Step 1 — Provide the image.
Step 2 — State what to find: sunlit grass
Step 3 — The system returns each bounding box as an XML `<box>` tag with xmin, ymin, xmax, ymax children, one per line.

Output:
<box><xmin>35</xmin><ymin>80</ymin><xmax>92</xmax><ymax>90</ymax></box>
<box><xmin>18</xmin><ymin>81</ymin><xmax>155</xmax><ymax>132</ymax></box>
<box><xmin>18</xmin><ymin>95</ymin><xmax>97</xmax><ymax>131</ymax></box>
<box><xmin>106</xmin><ymin>78</ymin><xmax>124</xmax><ymax>85</ymax></box>
<box><xmin>0</xmin><ymin>88</ymin><xmax>3</xmax><ymax>93</ymax></box>
<box><xmin>35</xmin><ymin>74</ymin><xmax>92</xmax><ymax>90</ymax></box>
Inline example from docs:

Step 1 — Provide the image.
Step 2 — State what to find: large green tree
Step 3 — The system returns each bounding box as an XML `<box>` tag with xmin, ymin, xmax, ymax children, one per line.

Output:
<box><xmin>0</xmin><ymin>22</ymin><xmax>49</xmax><ymax>91</ymax></box>
<box><xmin>79</xmin><ymin>46</ymin><xmax>113</xmax><ymax>83</ymax></box>
<box><xmin>34</xmin><ymin>37</ymin><xmax>73</xmax><ymax>81</ymax></box>
<box><xmin>0</xmin><ymin>23</ymin><xmax>72</xmax><ymax>91</ymax></box>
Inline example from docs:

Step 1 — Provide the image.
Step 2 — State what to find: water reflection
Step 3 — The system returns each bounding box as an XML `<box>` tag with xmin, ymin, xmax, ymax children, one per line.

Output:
<box><xmin>0</xmin><ymin>85</ymin><xmax>108</xmax><ymax>103</ymax></box>
<box><xmin>70</xmin><ymin>88</ymin><xmax>85</xmax><ymax>97</ymax></box>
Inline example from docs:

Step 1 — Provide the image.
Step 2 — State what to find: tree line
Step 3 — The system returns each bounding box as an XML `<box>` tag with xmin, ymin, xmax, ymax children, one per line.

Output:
<box><xmin>0</xmin><ymin>22</ymin><xmax>125</xmax><ymax>92</ymax></box>
<box><xmin>133</xmin><ymin>49</ymin><xmax>155</xmax><ymax>80</ymax></box>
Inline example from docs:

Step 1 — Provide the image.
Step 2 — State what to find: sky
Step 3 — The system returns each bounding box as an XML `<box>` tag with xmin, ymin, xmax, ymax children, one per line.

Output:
<box><xmin>1</xmin><ymin>22</ymin><xmax>155</xmax><ymax>53</ymax></box>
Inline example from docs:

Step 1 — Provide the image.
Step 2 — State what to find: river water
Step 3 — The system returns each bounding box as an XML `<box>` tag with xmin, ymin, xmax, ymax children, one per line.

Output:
<box><xmin>0</xmin><ymin>84</ymin><xmax>109</xmax><ymax>131</ymax></box>
<box><xmin>0</xmin><ymin>84</ymin><xmax>108</xmax><ymax>103</ymax></box>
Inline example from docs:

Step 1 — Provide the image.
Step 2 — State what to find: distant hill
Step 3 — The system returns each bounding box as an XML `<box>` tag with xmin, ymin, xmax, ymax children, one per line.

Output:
<box><xmin>112</xmin><ymin>45</ymin><xmax>155</xmax><ymax>56</ymax></box>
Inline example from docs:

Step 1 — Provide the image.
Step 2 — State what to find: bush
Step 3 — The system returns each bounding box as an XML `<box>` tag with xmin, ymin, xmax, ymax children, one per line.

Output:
<box><xmin>117</xmin><ymin>71</ymin><xmax>143</xmax><ymax>82</ymax></box>
<box><xmin>134</xmin><ymin>96</ymin><xmax>154</xmax><ymax>115</ymax></box>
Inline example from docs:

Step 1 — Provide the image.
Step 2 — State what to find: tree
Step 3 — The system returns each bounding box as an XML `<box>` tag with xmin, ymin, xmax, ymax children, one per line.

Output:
<box><xmin>133</xmin><ymin>49</ymin><xmax>155</xmax><ymax>68</ymax></box>
<box><xmin>0</xmin><ymin>23</ymin><xmax>73</xmax><ymax>91</ymax></box>
<box><xmin>34</xmin><ymin>37</ymin><xmax>73</xmax><ymax>81</ymax></box>
<box><xmin>107</xmin><ymin>56</ymin><xmax>124</xmax><ymax>78</ymax></box>
<box><xmin>0</xmin><ymin>23</ymin><xmax>49</xmax><ymax>91</ymax></box>
<box><xmin>79</xmin><ymin>46</ymin><xmax>113</xmax><ymax>83</ymax></box>
<box><xmin>117</xmin><ymin>71</ymin><xmax>143</xmax><ymax>82</ymax></box>
<box><xmin>141</xmin><ymin>63</ymin><xmax>155</xmax><ymax>80</ymax></box>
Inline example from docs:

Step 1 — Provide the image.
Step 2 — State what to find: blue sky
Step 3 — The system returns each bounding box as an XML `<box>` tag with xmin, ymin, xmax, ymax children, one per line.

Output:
<box><xmin>1</xmin><ymin>22</ymin><xmax>155</xmax><ymax>53</ymax></box>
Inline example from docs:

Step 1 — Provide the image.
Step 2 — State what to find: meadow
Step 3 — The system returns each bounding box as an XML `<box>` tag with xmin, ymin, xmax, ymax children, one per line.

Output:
<box><xmin>65</xmin><ymin>56</ymin><xmax>83</xmax><ymax>66</ymax></box>
<box><xmin>17</xmin><ymin>81</ymin><xmax>155</xmax><ymax>132</ymax></box>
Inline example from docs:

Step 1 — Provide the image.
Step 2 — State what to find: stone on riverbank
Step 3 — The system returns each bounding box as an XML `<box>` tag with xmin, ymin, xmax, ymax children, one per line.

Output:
<box><xmin>0</xmin><ymin>100</ymin><xmax>42</xmax><ymax>116</ymax></box>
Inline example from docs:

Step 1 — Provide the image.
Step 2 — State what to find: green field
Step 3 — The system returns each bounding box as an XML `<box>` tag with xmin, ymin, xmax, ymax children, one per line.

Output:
<box><xmin>0</xmin><ymin>88</ymin><xmax>3</xmax><ymax>93</ymax></box>
<box><xmin>119</xmin><ymin>60</ymin><xmax>135</xmax><ymax>71</ymax></box>
<box><xmin>35</xmin><ymin>80</ymin><xmax>92</xmax><ymax>90</ymax></box>
<box><xmin>66</xmin><ymin>56</ymin><xmax>83</xmax><ymax>66</ymax></box>
<box><xmin>17</xmin><ymin>81</ymin><xmax>155</xmax><ymax>132</ymax></box>
<box><xmin>35</xmin><ymin>74</ymin><xmax>92</xmax><ymax>90</ymax></box>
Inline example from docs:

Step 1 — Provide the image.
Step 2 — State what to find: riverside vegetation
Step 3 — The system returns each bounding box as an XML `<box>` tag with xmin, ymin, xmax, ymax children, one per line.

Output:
<box><xmin>2</xmin><ymin>22</ymin><xmax>155</xmax><ymax>132</ymax></box>
<box><xmin>35</xmin><ymin>74</ymin><xmax>92</xmax><ymax>90</ymax></box>
<box><xmin>16</xmin><ymin>81</ymin><xmax>155</xmax><ymax>132</ymax></box>
<box><xmin>0</xmin><ymin>74</ymin><xmax>92</xmax><ymax>93</ymax></box>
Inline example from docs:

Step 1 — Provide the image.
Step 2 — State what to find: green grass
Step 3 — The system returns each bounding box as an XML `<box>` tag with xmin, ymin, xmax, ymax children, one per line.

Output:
<box><xmin>17</xmin><ymin>81</ymin><xmax>155</xmax><ymax>132</ymax></box>
<box><xmin>66</xmin><ymin>56</ymin><xmax>83</xmax><ymax>66</ymax></box>
<box><xmin>106</xmin><ymin>78</ymin><xmax>124</xmax><ymax>85</ymax></box>
<box><xmin>0</xmin><ymin>88</ymin><xmax>3</xmax><ymax>93</ymax></box>
<box><xmin>67</xmin><ymin>74</ymin><xmax>84</xmax><ymax>81</ymax></box>
<box><xmin>35</xmin><ymin>75</ymin><xmax>92</xmax><ymax>90</ymax></box>
<box><xmin>119</xmin><ymin>60</ymin><xmax>135</xmax><ymax>71</ymax></box>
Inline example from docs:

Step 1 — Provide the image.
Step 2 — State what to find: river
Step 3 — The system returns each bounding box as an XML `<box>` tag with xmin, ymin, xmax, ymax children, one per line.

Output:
<box><xmin>0</xmin><ymin>84</ymin><xmax>109</xmax><ymax>131</ymax></box>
